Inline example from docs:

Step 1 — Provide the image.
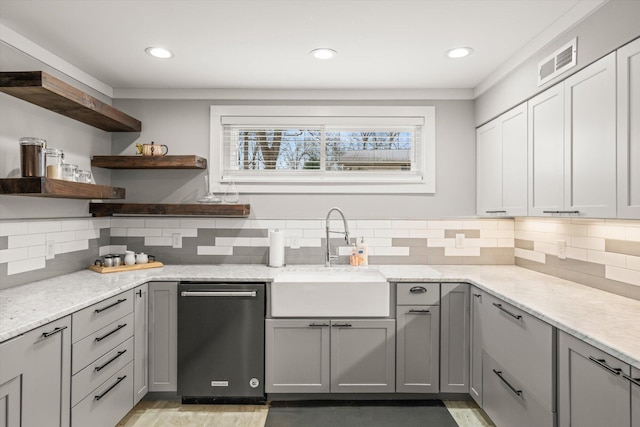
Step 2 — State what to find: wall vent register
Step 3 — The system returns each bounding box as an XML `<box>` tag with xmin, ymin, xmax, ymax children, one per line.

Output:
<box><xmin>538</xmin><ymin>38</ymin><xmax>577</xmax><ymax>86</ymax></box>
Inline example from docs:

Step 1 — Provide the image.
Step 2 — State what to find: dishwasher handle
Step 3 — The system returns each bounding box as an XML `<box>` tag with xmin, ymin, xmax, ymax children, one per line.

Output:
<box><xmin>180</xmin><ymin>290</ymin><xmax>257</xmax><ymax>297</ymax></box>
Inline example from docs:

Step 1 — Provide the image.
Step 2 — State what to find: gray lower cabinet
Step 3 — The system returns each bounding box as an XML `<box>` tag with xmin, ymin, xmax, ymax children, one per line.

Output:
<box><xmin>148</xmin><ymin>281</ymin><xmax>178</xmax><ymax>392</ymax></box>
<box><xmin>558</xmin><ymin>331</ymin><xmax>632</xmax><ymax>427</ymax></box>
<box><xmin>265</xmin><ymin>319</ymin><xmax>330</xmax><ymax>393</ymax></box>
<box><xmin>265</xmin><ymin>318</ymin><xmax>395</xmax><ymax>393</ymax></box>
<box><xmin>469</xmin><ymin>287</ymin><xmax>484</xmax><ymax>405</ymax></box>
<box><xmin>632</xmin><ymin>367</ymin><xmax>640</xmax><ymax>427</ymax></box>
<box><xmin>134</xmin><ymin>283</ymin><xmax>149</xmax><ymax>404</ymax></box>
<box><xmin>0</xmin><ymin>316</ymin><xmax>71</xmax><ymax>427</ymax></box>
<box><xmin>440</xmin><ymin>282</ymin><xmax>469</xmax><ymax>393</ymax></box>
<box><xmin>396</xmin><ymin>305</ymin><xmax>439</xmax><ymax>393</ymax></box>
<box><xmin>331</xmin><ymin>319</ymin><xmax>395</xmax><ymax>393</ymax></box>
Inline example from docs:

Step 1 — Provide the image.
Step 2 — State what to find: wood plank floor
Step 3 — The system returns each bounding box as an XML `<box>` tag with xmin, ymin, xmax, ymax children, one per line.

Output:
<box><xmin>117</xmin><ymin>400</ymin><xmax>495</xmax><ymax>426</ymax></box>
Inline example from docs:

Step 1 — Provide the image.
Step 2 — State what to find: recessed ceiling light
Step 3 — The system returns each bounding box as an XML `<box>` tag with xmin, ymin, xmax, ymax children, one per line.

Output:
<box><xmin>145</xmin><ymin>47</ymin><xmax>173</xmax><ymax>59</ymax></box>
<box><xmin>447</xmin><ymin>47</ymin><xmax>473</xmax><ymax>59</ymax></box>
<box><xmin>310</xmin><ymin>48</ymin><xmax>337</xmax><ymax>59</ymax></box>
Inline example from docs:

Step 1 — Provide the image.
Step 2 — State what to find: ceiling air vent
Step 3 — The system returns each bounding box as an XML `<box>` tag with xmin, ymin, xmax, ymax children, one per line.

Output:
<box><xmin>538</xmin><ymin>38</ymin><xmax>577</xmax><ymax>86</ymax></box>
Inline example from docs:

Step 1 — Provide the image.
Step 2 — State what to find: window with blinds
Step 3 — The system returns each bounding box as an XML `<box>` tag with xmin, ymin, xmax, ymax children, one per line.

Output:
<box><xmin>210</xmin><ymin>106</ymin><xmax>436</xmax><ymax>193</ymax></box>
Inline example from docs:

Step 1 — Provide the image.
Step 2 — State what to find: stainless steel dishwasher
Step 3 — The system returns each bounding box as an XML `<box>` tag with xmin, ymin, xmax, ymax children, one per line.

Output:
<box><xmin>177</xmin><ymin>282</ymin><xmax>265</xmax><ymax>403</ymax></box>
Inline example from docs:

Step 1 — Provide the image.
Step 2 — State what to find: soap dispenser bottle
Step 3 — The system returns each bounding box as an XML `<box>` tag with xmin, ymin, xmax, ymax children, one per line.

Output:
<box><xmin>357</xmin><ymin>237</ymin><xmax>368</xmax><ymax>266</ymax></box>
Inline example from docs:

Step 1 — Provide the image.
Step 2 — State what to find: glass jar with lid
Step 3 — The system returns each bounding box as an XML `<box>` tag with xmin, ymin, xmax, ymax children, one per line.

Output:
<box><xmin>61</xmin><ymin>164</ymin><xmax>78</xmax><ymax>182</ymax></box>
<box><xmin>19</xmin><ymin>137</ymin><xmax>46</xmax><ymax>177</ymax></box>
<box><xmin>45</xmin><ymin>148</ymin><xmax>64</xmax><ymax>179</ymax></box>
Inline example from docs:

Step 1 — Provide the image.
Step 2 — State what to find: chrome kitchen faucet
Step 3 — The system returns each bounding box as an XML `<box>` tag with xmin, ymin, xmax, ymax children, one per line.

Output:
<box><xmin>325</xmin><ymin>207</ymin><xmax>350</xmax><ymax>267</ymax></box>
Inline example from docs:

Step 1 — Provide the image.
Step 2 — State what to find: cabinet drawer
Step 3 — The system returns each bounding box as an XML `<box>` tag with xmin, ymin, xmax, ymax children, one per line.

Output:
<box><xmin>482</xmin><ymin>352</ymin><xmax>554</xmax><ymax>427</ymax></box>
<box><xmin>481</xmin><ymin>292</ymin><xmax>554</xmax><ymax>410</ymax></box>
<box><xmin>72</xmin><ymin>337</ymin><xmax>134</xmax><ymax>407</ymax></box>
<box><xmin>397</xmin><ymin>283</ymin><xmax>439</xmax><ymax>305</ymax></box>
<box><xmin>73</xmin><ymin>290</ymin><xmax>133</xmax><ymax>343</ymax></box>
<box><xmin>72</xmin><ymin>313</ymin><xmax>134</xmax><ymax>374</ymax></box>
<box><xmin>71</xmin><ymin>362</ymin><xmax>133</xmax><ymax>427</ymax></box>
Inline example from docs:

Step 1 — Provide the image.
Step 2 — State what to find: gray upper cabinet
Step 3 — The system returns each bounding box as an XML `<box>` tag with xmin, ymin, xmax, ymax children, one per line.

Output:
<box><xmin>558</xmin><ymin>330</ymin><xmax>631</xmax><ymax>427</ymax></box>
<box><xmin>134</xmin><ymin>283</ymin><xmax>149</xmax><ymax>404</ymax></box>
<box><xmin>440</xmin><ymin>283</ymin><xmax>469</xmax><ymax>393</ymax></box>
<box><xmin>477</xmin><ymin>103</ymin><xmax>528</xmax><ymax>217</ymax></box>
<box><xmin>0</xmin><ymin>316</ymin><xmax>71</xmax><ymax>427</ymax></box>
<box><xmin>529</xmin><ymin>52</ymin><xmax>617</xmax><ymax>218</ymax></box>
<box><xmin>265</xmin><ymin>319</ymin><xmax>330</xmax><ymax>393</ymax></box>
<box><xmin>149</xmin><ymin>281</ymin><xmax>178</xmax><ymax>392</ymax></box>
<box><xmin>617</xmin><ymin>37</ymin><xmax>640</xmax><ymax>219</ymax></box>
<box><xmin>469</xmin><ymin>288</ymin><xmax>484</xmax><ymax>406</ymax></box>
<box><xmin>396</xmin><ymin>305</ymin><xmax>440</xmax><ymax>393</ymax></box>
<box><xmin>331</xmin><ymin>319</ymin><xmax>395</xmax><ymax>393</ymax></box>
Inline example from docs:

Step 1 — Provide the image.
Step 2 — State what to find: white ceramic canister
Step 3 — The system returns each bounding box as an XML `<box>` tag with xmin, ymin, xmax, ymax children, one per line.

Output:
<box><xmin>136</xmin><ymin>252</ymin><xmax>149</xmax><ymax>264</ymax></box>
<box><xmin>124</xmin><ymin>250</ymin><xmax>136</xmax><ymax>266</ymax></box>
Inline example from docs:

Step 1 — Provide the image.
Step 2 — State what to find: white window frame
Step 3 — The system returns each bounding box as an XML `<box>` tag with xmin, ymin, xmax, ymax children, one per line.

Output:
<box><xmin>210</xmin><ymin>105</ymin><xmax>435</xmax><ymax>194</ymax></box>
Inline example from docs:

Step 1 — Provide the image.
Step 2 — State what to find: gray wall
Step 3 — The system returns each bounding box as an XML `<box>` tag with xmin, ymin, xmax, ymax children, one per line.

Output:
<box><xmin>475</xmin><ymin>0</ymin><xmax>640</xmax><ymax>126</ymax></box>
<box><xmin>112</xmin><ymin>98</ymin><xmax>477</xmax><ymax>219</ymax></box>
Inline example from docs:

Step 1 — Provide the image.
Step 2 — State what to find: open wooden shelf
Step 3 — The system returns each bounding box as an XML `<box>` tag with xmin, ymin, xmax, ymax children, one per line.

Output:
<box><xmin>91</xmin><ymin>155</ymin><xmax>207</xmax><ymax>169</ymax></box>
<box><xmin>0</xmin><ymin>71</ymin><xmax>141</xmax><ymax>132</ymax></box>
<box><xmin>0</xmin><ymin>178</ymin><xmax>126</xmax><ymax>199</ymax></box>
<box><xmin>89</xmin><ymin>203</ymin><xmax>250</xmax><ymax>217</ymax></box>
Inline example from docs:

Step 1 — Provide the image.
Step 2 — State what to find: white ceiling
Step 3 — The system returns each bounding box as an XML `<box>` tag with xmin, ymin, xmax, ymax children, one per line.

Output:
<box><xmin>0</xmin><ymin>0</ymin><xmax>605</xmax><ymax>94</ymax></box>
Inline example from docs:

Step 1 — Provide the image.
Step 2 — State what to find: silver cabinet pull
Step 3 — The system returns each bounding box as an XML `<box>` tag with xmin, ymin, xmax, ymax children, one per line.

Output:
<box><xmin>308</xmin><ymin>323</ymin><xmax>329</xmax><ymax>327</ymax></box>
<box><xmin>409</xmin><ymin>286</ymin><xmax>427</xmax><ymax>294</ymax></box>
<box><xmin>95</xmin><ymin>350</ymin><xmax>127</xmax><ymax>372</ymax></box>
<box><xmin>492</xmin><ymin>303</ymin><xmax>523</xmax><ymax>320</ymax></box>
<box><xmin>180</xmin><ymin>291</ymin><xmax>256</xmax><ymax>297</ymax></box>
<box><xmin>41</xmin><ymin>326</ymin><xmax>67</xmax><ymax>339</ymax></box>
<box><xmin>622</xmin><ymin>373</ymin><xmax>640</xmax><ymax>387</ymax></box>
<box><xmin>408</xmin><ymin>309</ymin><xmax>430</xmax><ymax>314</ymax></box>
<box><xmin>588</xmin><ymin>356</ymin><xmax>622</xmax><ymax>376</ymax></box>
<box><xmin>485</xmin><ymin>210</ymin><xmax>507</xmax><ymax>214</ymax></box>
<box><xmin>332</xmin><ymin>323</ymin><xmax>352</xmax><ymax>327</ymax></box>
<box><xmin>95</xmin><ymin>323</ymin><xmax>127</xmax><ymax>342</ymax></box>
<box><xmin>493</xmin><ymin>370</ymin><xmax>523</xmax><ymax>398</ymax></box>
<box><xmin>542</xmin><ymin>210</ymin><xmax>580</xmax><ymax>215</ymax></box>
<box><xmin>95</xmin><ymin>298</ymin><xmax>126</xmax><ymax>314</ymax></box>
<box><xmin>94</xmin><ymin>375</ymin><xmax>127</xmax><ymax>401</ymax></box>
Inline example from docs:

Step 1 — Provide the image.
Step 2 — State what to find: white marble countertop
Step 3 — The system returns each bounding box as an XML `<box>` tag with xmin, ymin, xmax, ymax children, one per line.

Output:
<box><xmin>1</xmin><ymin>264</ymin><xmax>639</xmax><ymax>370</ymax></box>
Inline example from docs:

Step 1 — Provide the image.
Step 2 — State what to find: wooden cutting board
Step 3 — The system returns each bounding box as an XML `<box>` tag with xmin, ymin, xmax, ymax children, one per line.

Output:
<box><xmin>88</xmin><ymin>261</ymin><xmax>164</xmax><ymax>274</ymax></box>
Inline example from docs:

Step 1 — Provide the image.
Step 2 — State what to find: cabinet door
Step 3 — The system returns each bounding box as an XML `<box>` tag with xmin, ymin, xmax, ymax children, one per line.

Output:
<box><xmin>469</xmin><ymin>289</ymin><xmax>484</xmax><ymax>406</ymax></box>
<box><xmin>558</xmin><ymin>331</ymin><xmax>631</xmax><ymax>427</ymax></box>
<box><xmin>148</xmin><ymin>281</ymin><xmax>178</xmax><ymax>392</ymax></box>
<box><xmin>564</xmin><ymin>52</ymin><xmax>617</xmax><ymax>217</ymax></box>
<box><xmin>528</xmin><ymin>83</ymin><xmax>565</xmax><ymax>216</ymax></box>
<box><xmin>440</xmin><ymin>283</ymin><xmax>469</xmax><ymax>393</ymax></box>
<box><xmin>0</xmin><ymin>317</ymin><xmax>71</xmax><ymax>427</ymax></box>
<box><xmin>618</xmin><ymin>38</ymin><xmax>640</xmax><ymax>219</ymax></box>
<box><xmin>631</xmin><ymin>367</ymin><xmax>640</xmax><ymax>427</ymax></box>
<box><xmin>396</xmin><ymin>306</ymin><xmax>439</xmax><ymax>393</ymax></box>
<box><xmin>477</xmin><ymin>118</ymin><xmax>503</xmax><ymax>215</ymax></box>
<box><xmin>265</xmin><ymin>319</ymin><xmax>330</xmax><ymax>393</ymax></box>
<box><xmin>501</xmin><ymin>103</ymin><xmax>528</xmax><ymax>216</ymax></box>
<box><xmin>331</xmin><ymin>319</ymin><xmax>395</xmax><ymax>393</ymax></box>
<box><xmin>0</xmin><ymin>376</ymin><xmax>20</xmax><ymax>427</ymax></box>
<box><xmin>134</xmin><ymin>283</ymin><xmax>149</xmax><ymax>404</ymax></box>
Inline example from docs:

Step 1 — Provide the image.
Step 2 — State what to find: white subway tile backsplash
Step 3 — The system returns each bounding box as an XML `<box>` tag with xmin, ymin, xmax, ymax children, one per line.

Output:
<box><xmin>250</xmin><ymin>219</ymin><xmax>287</xmax><ymax>229</ymax></box>
<box><xmin>0</xmin><ymin>248</ymin><xmax>29</xmax><ymax>263</ymax></box>
<box><xmin>350</xmin><ymin>229</ymin><xmax>376</xmax><ymax>238</ymax></box>
<box><xmin>90</xmin><ymin>218</ymin><xmax>111</xmax><ymax>229</ymax></box>
<box><xmin>356</xmin><ymin>220</ymin><xmax>392</xmax><ymax>229</ymax></box>
<box><xmin>428</xmin><ymin>220</ymin><xmax>463</xmax><ymax>230</ymax></box>
<box><xmin>286</xmin><ymin>220</ymin><xmax>322</xmax><ymax>229</ymax></box>
<box><xmin>28</xmin><ymin>245</ymin><xmax>46</xmax><ymax>258</ymax></box>
<box><xmin>565</xmin><ymin>247</ymin><xmax>588</xmax><ymax>262</ymax></box>
<box><xmin>45</xmin><ymin>231</ymin><xmax>79</xmax><ymax>243</ymax></box>
<box><xmin>8</xmin><ymin>257</ymin><xmax>45</xmax><ymax>275</ymax></box>
<box><xmin>444</xmin><ymin>247</ymin><xmax>480</xmax><ymax>257</ymax></box>
<box><xmin>374</xmin><ymin>229</ymin><xmax>410</xmax><ymax>238</ymax></box>
<box><xmin>587</xmin><ymin>224</ymin><xmax>626</xmax><ymax>240</ymax></box>
<box><xmin>556</xmin><ymin>223</ymin><xmax>587</xmax><ymax>236</ymax></box>
<box><xmin>75</xmin><ymin>229</ymin><xmax>100</xmax><ymax>240</ymax></box>
<box><xmin>372</xmin><ymin>246</ymin><xmax>410</xmax><ymax>256</ymax></box>
<box><xmin>250</xmin><ymin>238</ymin><xmax>270</xmax><ymax>247</ymax></box>
<box><xmin>587</xmin><ymin>250</ymin><xmax>627</xmax><ymax>268</ymax></box>
<box><xmin>463</xmin><ymin>220</ymin><xmax>498</xmax><ymax>230</ymax></box>
<box><xmin>161</xmin><ymin>228</ymin><xmax>198</xmax><ymax>238</ymax></box>
<box><xmin>110</xmin><ymin>218</ymin><xmax>145</xmax><ymax>228</ymax></box>
<box><xmin>570</xmin><ymin>236</ymin><xmax>605</xmax><ymax>251</ymax></box>
<box><xmin>61</xmin><ymin>220</ymin><xmax>89</xmax><ymax>231</ymax></box>
<box><xmin>0</xmin><ymin>222</ymin><xmax>29</xmax><ymax>236</ymax></box>
<box><xmin>362</xmin><ymin>237</ymin><xmax>392</xmax><ymax>247</ymax></box>
<box><xmin>534</xmin><ymin>241</ymin><xmax>557</xmax><ymax>256</ymax></box>
<box><xmin>391</xmin><ymin>220</ymin><xmax>427</xmax><ymax>229</ymax></box>
<box><xmin>127</xmin><ymin>228</ymin><xmax>162</xmax><ymax>237</ymax></box>
<box><xmin>409</xmin><ymin>229</ymin><xmax>444</xmax><ymax>239</ymax></box>
<box><xmin>498</xmin><ymin>238</ymin><xmax>515</xmax><ymax>247</ymax></box>
<box><xmin>8</xmin><ymin>233</ymin><xmax>45</xmax><ymax>248</ymax></box>
<box><xmin>466</xmin><ymin>238</ymin><xmax>497</xmax><ymax>248</ymax></box>
<box><xmin>605</xmin><ymin>266</ymin><xmax>640</xmax><ymax>286</ymax></box>
<box><xmin>99</xmin><ymin>246</ymin><xmax>112</xmax><ymax>256</ymax></box>
<box><xmin>180</xmin><ymin>218</ymin><xmax>216</xmax><ymax>229</ymax></box>
<box><xmin>514</xmin><ymin>247</ymin><xmax>546</xmax><ymax>263</ymax></box>
<box><xmin>215</xmin><ymin>237</ymin><xmax>252</xmax><ymax>247</ymax></box>
<box><xmin>303</xmin><ymin>229</ymin><xmax>325</xmax><ymax>238</ymax></box>
<box><xmin>480</xmin><ymin>229</ymin><xmax>515</xmax><ymax>239</ymax></box>
<box><xmin>28</xmin><ymin>221</ymin><xmax>61</xmax><ymax>234</ymax></box>
<box><xmin>145</xmin><ymin>237</ymin><xmax>173</xmax><ymax>246</ymax></box>
<box><xmin>145</xmin><ymin>218</ymin><xmax>181</xmax><ymax>228</ymax></box>
<box><xmin>57</xmin><ymin>240</ymin><xmax>88</xmax><ymax>254</ymax></box>
<box><xmin>627</xmin><ymin>227</ymin><xmax>640</xmax><ymax>242</ymax></box>
<box><xmin>197</xmin><ymin>246</ymin><xmax>233</xmax><ymax>256</ymax></box>
<box><xmin>216</xmin><ymin>219</ymin><xmax>250</xmax><ymax>229</ymax></box>
<box><xmin>299</xmin><ymin>238</ymin><xmax>322</xmax><ymax>247</ymax></box>
<box><xmin>627</xmin><ymin>255</ymin><xmax>640</xmax><ymax>272</ymax></box>
<box><xmin>427</xmin><ymin>238</ymin><xmax>454</xmax><ymax>248</ymax></box>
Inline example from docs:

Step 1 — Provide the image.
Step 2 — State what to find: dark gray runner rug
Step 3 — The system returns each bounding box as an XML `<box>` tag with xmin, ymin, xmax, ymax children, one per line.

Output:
<box><xmin>265</xmin><ymin>400</ymin><xmax>458</xmax><ymax>427</ymax></box>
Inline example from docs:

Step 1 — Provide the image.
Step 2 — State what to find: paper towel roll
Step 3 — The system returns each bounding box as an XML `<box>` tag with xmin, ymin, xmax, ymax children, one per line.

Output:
<box><xmin>269</xmin><ymin>229</ymin><xmax>285</xmax><ymax>267</ymax></box>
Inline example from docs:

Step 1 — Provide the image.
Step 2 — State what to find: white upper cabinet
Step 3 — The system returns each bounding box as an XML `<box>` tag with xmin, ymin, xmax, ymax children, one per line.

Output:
<box><xmin>564</xmin><ymin>52</ymin><xmax>617</xmax><ymax>218</ymax></box>
<box><xmin>529</xmin><ymin>52</ymin><xmax>617</xmax><ymax>217</ymax></box>
<box><xmin>477</xmin><ymin>103</ymin><xmax>528</xmax><ymax>216</ymax></box>
<box><xmin>617</xmin><ymin>38</ymin><xmax>640</xmax><ymax>219</ymax></box>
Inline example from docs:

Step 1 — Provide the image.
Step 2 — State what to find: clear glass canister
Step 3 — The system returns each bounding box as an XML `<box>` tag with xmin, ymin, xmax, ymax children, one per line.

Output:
<box><xmin>45</xmin><ymin>148</ymin><xmax>64</xmax><ymax>179</ymax></box>
<box><xmin>19</xmin><ymin>137</ymin><xmax>46</xmax><ymax>177</ymax></box>
<box><xmin>61</xmin><ymin>164</ymin><xmax>78</xmax><ymax>182</ymax></box>
<box><xmin>77</xmin><ymin>169</ymin><xmax>92</xmax><ymax>183</ymax></box>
